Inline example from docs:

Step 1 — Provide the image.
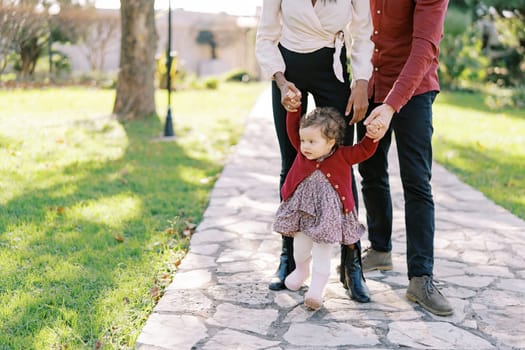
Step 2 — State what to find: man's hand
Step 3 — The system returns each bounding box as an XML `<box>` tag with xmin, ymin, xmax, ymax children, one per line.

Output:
<box><xmin>274</xmin><ymin>72</ymin><xmax>301</xmax><ymax>112</ymax></box>
<box><xmin>364</xmin><ymin>103</ymin><xmax>395</xmax><ymax>142</ymax></box>
<box><xmin>346</xmin><ymin>79</ymin><xmax>368</xmax><ymax>124</ymax></box>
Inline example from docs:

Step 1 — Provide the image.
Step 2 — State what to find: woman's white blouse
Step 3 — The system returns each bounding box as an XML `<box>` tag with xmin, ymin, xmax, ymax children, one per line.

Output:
<box><xmin>255</xmin><ymin>0</ymin><xmax>373</xmax><ymax>82</ymax></box>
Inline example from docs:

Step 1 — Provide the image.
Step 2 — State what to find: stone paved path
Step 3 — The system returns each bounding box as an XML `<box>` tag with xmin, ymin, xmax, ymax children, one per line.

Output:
<box><xmin>136</xmin><ymin>88</ymin><xmax>525</xmax><ymax>350</ymax></box>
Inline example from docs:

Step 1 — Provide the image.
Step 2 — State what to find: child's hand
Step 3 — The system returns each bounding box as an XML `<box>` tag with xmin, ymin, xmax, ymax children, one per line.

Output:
<box><xmin>273</xmin><ymin>72</ymin><xmax>301</xmax><ymax>112</ymax></box>
<box><xmin>282</xmin><ymin>88</ymin><xmax>301</xmax><ymax>112</ymax></box>
<box><xmin>274</xmin><ymin>72</ymin><xmax>301</xmax><ymax>112</ymax></box>
<box><xmin>365</xmin><ymin>121</ymin><xmax>385</xmax><ymax>140</ymax></box>
<box><xmin>364</xmin><ymin>104</ymin><xmax>394</xmax><ymax>142</ymax></box>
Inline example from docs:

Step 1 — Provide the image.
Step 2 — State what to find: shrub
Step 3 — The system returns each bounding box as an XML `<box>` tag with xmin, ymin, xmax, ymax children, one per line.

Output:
<box><xmin>483</xmin><ymin>84</ymin><xmax>525</xmax><ymax>110</ymax></box>
<box><xmin>155</xmin><ymin>51</ymin><xmax>178</xmax><ymax>90</ymax></box>
<box><xmin>204</xmin><ymin>78</ymin><xmax>219</xmax><ymax>90</ymax></box>
<box><xmin>224</xmin><ymin>69</ymin><xmax>254</xmax><ymax>82</ymax></box>
<box><xmin>439</xmin><ymin>8</ymin><xmax>490</xmax><ymax>89</ymax></box>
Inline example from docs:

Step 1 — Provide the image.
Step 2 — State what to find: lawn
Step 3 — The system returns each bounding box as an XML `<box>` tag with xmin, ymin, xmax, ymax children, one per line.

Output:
<box><xmin>0</xmin><ymin>82</ymin><xmax>265</xmax><ymax>349</ymax></box>
<box><xmin>433</xmin><ymin>90</ymin><xmax>525</xmax><ymax>220</ymax></box>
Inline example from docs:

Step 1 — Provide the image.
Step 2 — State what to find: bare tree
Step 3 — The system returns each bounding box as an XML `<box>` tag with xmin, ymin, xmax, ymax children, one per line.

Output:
<box><xmin>0</xmin><ymin>4</ymin><xmax>47</xmax><ymax>77</ymax></box>
<box><xmin>0</xmin><ymin>4</ymin><xmax>20</xmax><ymax>73</ymax></box>
<box><xmin>78</xmin><ymin>9</ymin><xmax>120</xmax><ymax>71</ymax></box>
<box><xmin>51</xmin><ymin>5</ymin><xmax>111</xmax><ymax>72</ymax></box>
<box><xmin>113</xmin><ymin>0</ymin><xmax>157</xmax><ymax>119</ymax></box>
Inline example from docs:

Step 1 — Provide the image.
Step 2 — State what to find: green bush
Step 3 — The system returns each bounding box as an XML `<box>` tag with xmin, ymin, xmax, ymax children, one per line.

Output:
<box><xmin>204</xmin><ymin>77</ymin><xmax>219</xmax><ymax>90</ymax></box>
<box><xmin>52</xmin><ymin>51</ymin><xmax>71</xmax><ymax>77</ymax></box>
<box><xmin>484</xmin><ymin>85</ymin><xmax>525</xmax><ymax>109</ymax></box>
<box><xmin>439</xmin><ymin>8</ymin><xmax>490</xmax><ymax>89</ymax></box>
<box><xmin>444</xmin><ymin>6</ymin><xmax>471</xmax><ymax>36</ymax></box>
<box><xmin>511</xmin><ymin>86</ymin><xmax>525</xmax><ymax>109</ymax></box>
<box><xmin>155</xmin><ymin>51</ymin><xmax>178</xmax><ymax>90</ymax></box>
<box><xmin>224</xmin><ymin>69</ymin><xmax>254</xmax><ymax>82</ymax></box>
<box><xmin>490</xmin><ymin>11</ymin><xmax>525</xmax><ymax>87</ymax></box>
<box><xmin>73</xmin><ymin>71</ymin><xmax>117</xmax><ymax>88</ymax></box>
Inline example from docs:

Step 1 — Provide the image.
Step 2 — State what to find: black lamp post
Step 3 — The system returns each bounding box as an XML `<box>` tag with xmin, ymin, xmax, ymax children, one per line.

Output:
<box><xmin>163</xmin><ymin>0</ymin><xmax>175</xmax><ymax>137</ymax></box>
<box><xmin>48</xmin><ymin>25</ymin><xmax>52</xmax><ymax>78</ymax></box>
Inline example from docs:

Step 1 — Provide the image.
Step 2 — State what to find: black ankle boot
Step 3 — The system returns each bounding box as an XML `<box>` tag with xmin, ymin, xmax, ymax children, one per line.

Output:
<box><xmin>344</xmin><ymin>242</ymin><xmax>370</xmax><ymax>303</ymax></box>
<box><xmin>339</xmin><ymin>244</ymin><xmax>347</xmax><ymax>286</ymax></box>
<box><xmin>269</xmin><ymin>236</ymin><xmax>295</xmax><ymax>290</ymax></box>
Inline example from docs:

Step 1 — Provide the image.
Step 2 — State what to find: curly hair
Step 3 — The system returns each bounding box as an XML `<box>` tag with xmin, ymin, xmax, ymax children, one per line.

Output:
<box><xmin>299</xmin><ymin>107</ymin><xmax>346</xmax><ymax>146</ymax></box>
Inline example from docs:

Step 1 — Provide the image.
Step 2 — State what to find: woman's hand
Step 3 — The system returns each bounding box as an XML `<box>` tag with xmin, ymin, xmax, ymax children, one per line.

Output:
<box><xmin>274</xmin><ymin>72</ymin><xmax>302</xmax><ymax>112</ymax></box>
<box><xmin>346</xmin><ymin>79</ymin><xmax>368</xmax><ymax>124</ymax></box>
<box><xmin>364</xmin><ymin>103</ymin><xmax>394</xmax><ymax>142</ymax></box>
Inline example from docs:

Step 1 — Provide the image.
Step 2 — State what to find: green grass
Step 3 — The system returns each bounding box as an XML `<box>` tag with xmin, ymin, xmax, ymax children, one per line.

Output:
<box><xmin>433</xmin><ymin>90</ymin><xmax>525</xmax><ymax>220</ymax></box>
<box><xmin>0</xmin><ymin>82</ymin><xmax>265</xmax><ymax>349</ymax></box>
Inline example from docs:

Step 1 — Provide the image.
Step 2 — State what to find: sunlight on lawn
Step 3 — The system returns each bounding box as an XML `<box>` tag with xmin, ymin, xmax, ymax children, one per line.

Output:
<box><xmin>433</xmin><ymin>91</ymin><xmax>525</xmax><ymax>219</ymax></box>
<box><xmin>33</xmin><ymin>310</ymin><xmax>80</xmax><ymax>350</ymax></box>
<box><xmin>69</xmin><ymin>194</ymin><xmax>142</xmax><ymax>227</ymax></box>
<box><xmin>0</xmin><ymin>82</ymin><xmax>266</xmax><ymax>348</ymax></box>
<box><xmin>0</xmin><ymin>117</ymin><xmax>129</xmax><ymax>205</ymax></box>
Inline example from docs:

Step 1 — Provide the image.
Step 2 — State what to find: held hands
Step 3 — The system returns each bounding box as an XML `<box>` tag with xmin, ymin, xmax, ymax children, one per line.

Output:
<box><xmin>274</xmin><ymin>72</ymin><xmax>302</xmax><ymax>112</ymax></box>
<box><xmin>364</xmin><ymin>103</ymin><xmax>394</xmax><ymax>143</ymax></box>
<box><xmin>346</xmin><ymin>79</ymin><xmax>368</xmax><ymax>125</ymax></box>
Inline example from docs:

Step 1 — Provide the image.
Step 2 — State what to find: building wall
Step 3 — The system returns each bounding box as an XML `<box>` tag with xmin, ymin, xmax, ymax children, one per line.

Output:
<box><xmin>56</xmin><ymin>8</ymin><xmax>260</xmax><ymax>78</ymax></box>
<box><xmin>158</xmin><ymin>10</ymin><xmax>259</xmax><ymax>78</ymax></box>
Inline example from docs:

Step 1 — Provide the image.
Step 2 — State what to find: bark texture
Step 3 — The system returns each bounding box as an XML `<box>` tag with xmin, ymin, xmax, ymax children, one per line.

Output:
<box><xmin>113</xmin><ymin>0</ymin><xmax>158</xmax><ymax>119</ymax></box>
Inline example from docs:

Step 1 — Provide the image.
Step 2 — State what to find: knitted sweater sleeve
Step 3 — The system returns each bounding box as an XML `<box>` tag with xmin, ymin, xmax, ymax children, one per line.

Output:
<box><xmin>341</xmin><ymin>136</ymin><xmax>378</xmax><ymax>164</ymax></box>
<box><xmin>286</xmin><ymin>109</ymin><xmax>302</xmax><ymax>151</ymax></box>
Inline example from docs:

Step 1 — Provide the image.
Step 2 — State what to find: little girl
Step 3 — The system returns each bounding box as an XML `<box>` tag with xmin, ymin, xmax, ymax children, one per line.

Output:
<box><xmin>273</xmin><ymin>106</ymin><xmax>378</xmax><ymax>310</ymax></box>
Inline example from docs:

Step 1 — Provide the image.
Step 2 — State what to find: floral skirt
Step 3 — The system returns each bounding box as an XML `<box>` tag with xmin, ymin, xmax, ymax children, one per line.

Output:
<box><xmin>273</xmin><ymin>170</ymin><xmax>365</xmax><ymax>245</ymax></box>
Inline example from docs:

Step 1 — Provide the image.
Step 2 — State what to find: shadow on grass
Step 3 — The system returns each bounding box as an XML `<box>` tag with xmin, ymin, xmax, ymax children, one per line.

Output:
<box><xmin>0</xmin><ymin>117</ymin><xmax>221</xmax><ymax>348</ymax></box>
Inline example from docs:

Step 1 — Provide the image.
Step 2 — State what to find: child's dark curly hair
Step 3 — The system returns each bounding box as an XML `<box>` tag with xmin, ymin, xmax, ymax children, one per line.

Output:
<box><xmin>300</xmin><ymin>107</ymin><xmax>346</xmax><ymax>145</ymax></box>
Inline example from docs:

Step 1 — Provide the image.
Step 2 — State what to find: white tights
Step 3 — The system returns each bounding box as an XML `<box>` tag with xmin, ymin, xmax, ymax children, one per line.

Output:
<box><xmin>294</xmin><ymin>231</ymin><xmax>333</xmax><ymax>275</ymax></box>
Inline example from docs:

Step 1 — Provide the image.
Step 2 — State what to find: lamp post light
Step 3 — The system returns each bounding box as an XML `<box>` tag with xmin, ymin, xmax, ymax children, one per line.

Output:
<box><xmin>47</xmin><ymin>2</ymin><xmax>60</xmax><ymax>81</ymax></box>
<box><xmin>163</xmin><ymin>0</ymin><xmax>175</xmax><ymax>137</ymax></box>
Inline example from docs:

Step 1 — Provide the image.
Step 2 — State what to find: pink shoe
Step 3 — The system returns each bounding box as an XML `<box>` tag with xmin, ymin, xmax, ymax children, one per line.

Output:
<box><xmin>304</xmin><ymin>271</ymin><xmax>329</xmax><ymax>310</ymax></box>
<box><xmin>284</xmin><ymin>258</ymin><xmax>311</xmax><ymax>291</ymax></box>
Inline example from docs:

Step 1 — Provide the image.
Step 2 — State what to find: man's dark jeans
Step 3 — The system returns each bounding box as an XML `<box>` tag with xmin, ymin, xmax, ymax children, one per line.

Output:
<box><xmin>357</xmin><ymin>91</ymin><xmax>437</xmax><ymax>278</ymax></box>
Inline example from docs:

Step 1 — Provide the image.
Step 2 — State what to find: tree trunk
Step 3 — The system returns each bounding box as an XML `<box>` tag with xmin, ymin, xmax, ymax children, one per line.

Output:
<box><xmin>19</xmin><ymin>37</ymin><xmax>41</xmax><ymax>79</ymax></box>
<box><xmin>113</xmin><ymin>0</ymin><xmax>158</xmax><ymax>119</ymax></box>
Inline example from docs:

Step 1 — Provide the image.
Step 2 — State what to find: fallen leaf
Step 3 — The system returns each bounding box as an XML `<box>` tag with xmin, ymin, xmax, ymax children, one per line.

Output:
<box><xmin>150</xmin><ymin>286</ymin><xmax>160</xmax><ymax>300</ymax></box>
<box><xmin>164</xmin><ymin>228</ymin><xmax>176</xmax><ymax>235</ymax></box>
<box><xmin>185</xmin><ymin>221</ymin><xmax>197</xmax><ymax>230</ymax></box>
